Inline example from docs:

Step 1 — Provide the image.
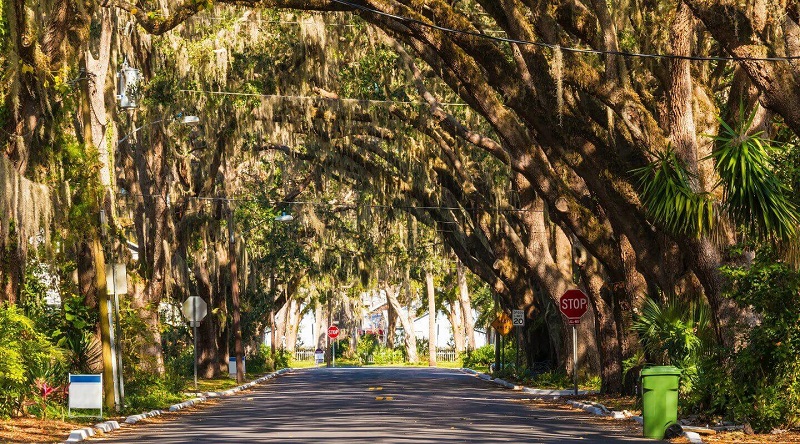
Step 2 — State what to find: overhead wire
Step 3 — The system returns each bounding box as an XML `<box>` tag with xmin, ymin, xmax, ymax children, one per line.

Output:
<box><xmin>178</xmin><ymin>89</ymin><xmax>469</xmax><ymax>106</ymax></box>
<box><xmin>328</xmin><ymin>0</ymin><xmax>800</xmax><ymax>63</ymax></box>
<box><xmin>124</xmin><ymin>192</ymin><xmax>540</xmax><ymax>213</ymax></box>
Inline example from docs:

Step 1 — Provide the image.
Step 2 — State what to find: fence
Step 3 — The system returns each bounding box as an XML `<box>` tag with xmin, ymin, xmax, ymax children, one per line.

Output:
<box><xmin>294</xmin><ymin>348</ymin><xmax>315</xmax><ymax>361</ymax></box>
<box><xmin>295</xmin><ymin>348</ymin><xmax>459</xmax><ymax>363</ymax></box>
<box><xmin>436</xmin><ymin>349</ymin><xmax>458</xmax><ymax>362</ymax></box>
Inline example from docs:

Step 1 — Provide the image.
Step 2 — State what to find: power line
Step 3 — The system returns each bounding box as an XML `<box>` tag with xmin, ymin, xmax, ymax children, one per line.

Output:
<box><xmin>178</xmin><ymin>89</ymin><xmax>469</xmax><ymax>107</ymax></box>
<box><xmin>125</xmin><ymin>192</ymin><xmax>540</xmax><ymax>213</ymax></box>
<box><xmin>329</xmin><ymin>0</ymin><xmax>799</xmax><ymax>63</ymax></box>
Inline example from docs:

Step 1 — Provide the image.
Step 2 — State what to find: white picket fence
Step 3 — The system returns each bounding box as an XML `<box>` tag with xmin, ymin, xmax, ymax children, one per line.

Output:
<box><xmin>294</xmin><ymin>349</ymin><xmax>315</xmax><ymax>361</ymax></box>
<box><xmin>294</xmin><ymin>348</ymin><xmax>458</xmax><ymax>362</ymax></box>
<box><xmin>436</xmin><ymin>349</ymin><xmax>458</xmax><ymax>362</ymax></box>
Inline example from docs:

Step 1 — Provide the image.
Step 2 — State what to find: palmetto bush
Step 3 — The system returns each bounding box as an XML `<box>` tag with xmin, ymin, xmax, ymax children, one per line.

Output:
<box><xmin>632</xmin><ymin>297</ymin><xmax>713</xmax><ymax>396</ymax></box>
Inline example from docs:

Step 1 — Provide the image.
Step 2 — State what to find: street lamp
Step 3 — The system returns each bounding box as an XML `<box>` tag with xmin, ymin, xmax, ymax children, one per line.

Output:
<box><xmin>275</xmin><ymin>212</ymin><xmax>294</xmax><ymax>222</ymax></box>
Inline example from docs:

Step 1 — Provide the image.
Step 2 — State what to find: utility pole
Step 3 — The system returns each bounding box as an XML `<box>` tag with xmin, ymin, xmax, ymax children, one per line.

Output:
<box><xmin>326</xmin><ymin>290</ymin><xmax>332</xmax><ymax>367</ymax></box>
<box><xmin>229</xmin><ymin>203</ymin><xmax>244</xmax><ymax>383</ymax></box>
<box><xmin>92</xmin><ymin>239</ymin><xmax>116</xmax><ymax>412</ymax></box>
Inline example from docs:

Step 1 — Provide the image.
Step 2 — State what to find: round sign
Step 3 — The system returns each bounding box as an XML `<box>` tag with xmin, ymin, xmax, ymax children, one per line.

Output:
<box><xmin>559</xmin><ymin>289</ymin><xmax>589</xmax><ymax>324</ymax></box>
<box><xmin>327</xmin><ymin>325</ymin><xmax>340</xmax><ymax>339</ymax></box>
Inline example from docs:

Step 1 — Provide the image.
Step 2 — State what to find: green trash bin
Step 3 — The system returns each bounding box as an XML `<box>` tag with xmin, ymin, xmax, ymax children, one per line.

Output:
<box><xmin>640</xmin><ymin>365</ymin><xmax>681</xmax><ymax>439</ymax></box>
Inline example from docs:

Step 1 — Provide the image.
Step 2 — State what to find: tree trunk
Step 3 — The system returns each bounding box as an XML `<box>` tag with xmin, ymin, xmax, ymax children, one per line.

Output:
<box><xmin>386</xmin><ymin>285</ymin><xmax>418</xmax><ymax>363</ymax></box>
<box><xmin>314</xmin><ymin>300</ymin><xmax>325</xmax><ymax>349</ymax></box>
<box><xmin>446</xmin><ymin>299</ymin><xmax>465</xmax><ymax>354</ymax></box>
<box><xmin>426</xmin><ymin>268</ymin><xmax>437</xmax><ymax>367</ymax></box>
<box><xmin>386</xmin><ymin>299</ymin><xmax>398</xmax><ymax>348</ymax></box>
<box><xmin>457</xmin><ymin>261</ymin><xmax>476</xmax><ymax>351</ymax></box>
<box><xmin>284</xmin><ymin>298</ymin><xmax>301</xmax><ymax>353</ymax></box>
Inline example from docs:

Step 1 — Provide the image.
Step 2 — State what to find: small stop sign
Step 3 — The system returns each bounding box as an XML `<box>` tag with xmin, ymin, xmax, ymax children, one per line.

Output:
<box><xmin>327</xmin><ymin>325</ymin><xmax>340</xmax><ymax>339</ymax></box>
<box><xmin>559</xmin><ymin>289</ymin><xmax>589</xmax><ymax>324</ymax></box>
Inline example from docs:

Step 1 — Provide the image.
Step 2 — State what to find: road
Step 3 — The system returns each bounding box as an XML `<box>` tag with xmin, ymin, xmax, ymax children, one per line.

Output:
<box><xmin>96</xmin><ymin>367</ymin><xmax>658</xmax><ymax>443</ymax></box>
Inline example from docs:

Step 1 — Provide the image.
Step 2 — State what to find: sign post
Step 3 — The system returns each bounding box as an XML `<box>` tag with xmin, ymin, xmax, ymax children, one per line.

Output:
<box><xmin>512</xmin><ymin>310</ymin><xmax>524</xmax><ymax>370</ymax></box>
<box><xmin>559</xmin><ymin>289</ymin><xmax>590</xmax><ymax>395</ymax></box>
<box><xmin>182</xmin><ymin>296</ymin><xmax>208</xmax><ymax>391</ymax></box>
<box><xmin>328</xmin><ymin>325</ymin><xmax>340</xmax><ymax>367</ymax></box>
<box><xmin>491</xmin><ymin>312</ymin><xmax>513</xmax><ymax>373</ymax></box>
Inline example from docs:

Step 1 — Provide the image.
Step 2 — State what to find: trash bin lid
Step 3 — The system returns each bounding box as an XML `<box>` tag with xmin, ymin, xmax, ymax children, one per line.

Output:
<box><xmin>641</xmin><ymin>365</ymin><xmax>681</xmax><ymax>376</ymax></box>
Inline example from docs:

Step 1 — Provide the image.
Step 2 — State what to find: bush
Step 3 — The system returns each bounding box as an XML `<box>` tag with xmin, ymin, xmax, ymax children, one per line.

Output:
<box><xmin>246</xmin><ymin>345</ymin><xmax>291</xmax><ymax>374</ymax></box>
<box><xmin>357</xmin><ymin>334</ymin><xmax>378</xmax><ymax>363</ymax></box>
<box><xmin>247</xmin><ymin>344</ymin><xmax>273</xmax><ymax>374</ymax></box>
<box><xmin>701</xmin><ymin>258</ymin><xmax>800</xmax><ymax>432</ymax></box>
<box><xmin>166</xmin><ymin>348</ymin><xmax>195</xmax><ymax>379</ymax></box>
<box><xmin>632</xmin><ymin>296</ymin><xmax>712</xmax><ymax>397</ymax></box>
<box><xmin>373</xmin><ymin>346</ymin><xmax>404</xmax><ymax>365</ymax></box>
<box><xmin>460</xmin><ymin>345</ymin><xmax>495</xmax><ymax>370</ymax></box>
<box><xmin>124</xmin><ymin>372</ymin><xmax>185</xmax><ymax>413</ymax></box>
<box><xmin>0</xmin><ymin>304</ymin><xmax>64</xmax><ymax>417</ymax></box>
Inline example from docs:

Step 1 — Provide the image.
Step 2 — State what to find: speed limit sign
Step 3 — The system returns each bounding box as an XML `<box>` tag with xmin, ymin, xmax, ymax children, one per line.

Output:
<box><xmin>512</xmin><ymin>309</ymin><xmax>525</xmax><ymax>327</ymax></box>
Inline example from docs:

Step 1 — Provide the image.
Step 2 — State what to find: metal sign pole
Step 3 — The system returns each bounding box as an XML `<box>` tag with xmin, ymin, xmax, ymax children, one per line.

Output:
<box><xmin>333</xmin><ymin>340</ymin><xmax>336</xmax><ymax>367</ymax></box>
<box><xmin>193</xmin><ymin>323</ymin><xmax>198</xmax><ymax>392</ymax></box>
<box><xmin>516</xmin><ymin>328</ymin><xmax>520</xmax><ymax>371</ymax></box>
<box><xmin>572</xmin><ymin>325</ymin><xmax>578</xmax><ymax>396</ymax></box>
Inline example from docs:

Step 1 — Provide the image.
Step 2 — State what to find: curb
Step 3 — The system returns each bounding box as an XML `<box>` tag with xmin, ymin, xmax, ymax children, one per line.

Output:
<box><xmin>63</xmin><ymin>368</ymin><xmax>293</xmax><ymax>443</ymax></box>
<box><xmin>459</xmin><ymin>367</ymin><xmax>704</xmax><ymax>443</ymax></box>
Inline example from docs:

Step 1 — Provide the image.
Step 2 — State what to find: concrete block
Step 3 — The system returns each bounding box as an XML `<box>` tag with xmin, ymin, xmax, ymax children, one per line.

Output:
<box><xmin>125</xmin><ymin>414</ymin><xmax>145</xmax><ymax>424</ymax></box>
<box><xmin>493</xmin><ymin>378</ymin><xmax>507</xmax><ymax>386</ymax></box>
<box><xmin>631</xmin><ymin>416</ymin><xmax>643</xmax><ymax>424</ymax></box>
<box><xmin>684</xmin><ymin>431</ymin><xmax>704</xmax><ymax>444</ymax></box>
<box><xmin>612</xmin><ymin>411</ymin><xmax>627</xmax><ymax>420</ymax></box>
<box><xmin>66</xmin><ymin>427</ymin><xmax>95</xmax><ymax>442</ymax></box>
<box><xmin>478</xmin><ymin>373</ymin><xmax>493</xmax><ymax>381</ymax></box>
<box><xmin>522</xmin><ymin>387</ymin><xmax>594</xmax><ymax>396</ymax></box>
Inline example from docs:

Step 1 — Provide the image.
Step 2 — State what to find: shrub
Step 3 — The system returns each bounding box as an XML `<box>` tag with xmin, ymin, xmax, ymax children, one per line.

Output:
<box><xmin>247</xmin><ymin>344</ymin><xmax>273</xmax><ymax>374</ymax></box>
<box><xmin>0</xmin><ymin>304</ymin><xmax>64</xmax><ymax>417</ymax></box>
<box><xmin>703</xmin><ymin>258</ymin><xmax>800</xmax><ymax>431</ymax></box>
<box><xmin>460</xmin><ymin>345</ymin><xmax>495</xmax><ymax>370</ymax></box>
<box><xmin>124</xmin><ymin>372</ymin><xmax>184</xmax><ymax>413</ymax></box>
<box><xmin>632</xmin><ymin>296</ymin><xmax>712</xmax><ymax>397</ymax></box>
<box><xmin>357</xmin><ymin>334</ymin><xmax>378</xmax><ymax>364</ymax></box>
<box><xmin>373</xmin><ymin>346</ymin><xmax>404</xmax><ymax>365</ymax></box>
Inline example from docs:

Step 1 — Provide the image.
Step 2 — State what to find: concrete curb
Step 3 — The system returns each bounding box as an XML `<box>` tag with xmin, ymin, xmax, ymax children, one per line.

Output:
<box><xmin>63</xmin><ymin>368</ymin><xmax>293</xmax><ymax>443</ymax></box>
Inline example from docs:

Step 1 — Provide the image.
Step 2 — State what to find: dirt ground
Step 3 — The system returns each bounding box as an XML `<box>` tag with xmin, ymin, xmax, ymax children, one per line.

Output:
<box><xmin>0</xmin><ymin>417</ymin><xmax>99</xmax><ymax>443</ymax></box>
<box><xmin>529</xmin><ymin>397</ymin><xmax>800</xmax><ymax>444</ymax></box>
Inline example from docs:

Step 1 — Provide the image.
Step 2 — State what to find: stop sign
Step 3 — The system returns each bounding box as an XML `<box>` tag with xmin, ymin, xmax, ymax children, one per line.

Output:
<box><xmin>559</xmin><ymin>289</ymin><xmax>589</xmax><ymax>325</ymax></box>
<box><xmin>327</xmin><ymin>325</ymin><xmax>340</xmax><ymax>339</ymax></box>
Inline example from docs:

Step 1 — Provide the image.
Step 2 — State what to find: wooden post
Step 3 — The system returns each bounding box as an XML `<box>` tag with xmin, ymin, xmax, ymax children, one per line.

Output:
<box><xmin>92</xmin><ymin>239</ymin><xmax>116</xmax><ymax>412</ymax></box>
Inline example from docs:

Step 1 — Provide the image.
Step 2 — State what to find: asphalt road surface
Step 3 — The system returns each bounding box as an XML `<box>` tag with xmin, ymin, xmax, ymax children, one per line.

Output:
<box><xmin>96</xmin><ymin>367</ymin><xmax>659</xmax><ymax>443</ymax></box>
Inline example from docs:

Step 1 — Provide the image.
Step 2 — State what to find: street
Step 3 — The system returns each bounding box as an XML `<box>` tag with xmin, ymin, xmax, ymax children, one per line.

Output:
<box><xmin>95</xmin><ymin>367</ymin><xmax>657</xmax><ymax>443</ymax></box>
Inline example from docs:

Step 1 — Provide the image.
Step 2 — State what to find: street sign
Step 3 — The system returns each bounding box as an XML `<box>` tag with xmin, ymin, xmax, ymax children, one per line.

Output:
<box><xmin>328</xmin><ymin>325</ymin><xmax>340</xmax><ymax>339</ymax></box>
<box><xmin>512</xmin><ymin>309</ymin><xmax>525</xmax><ymax>327</ymax></box>
<box><xmin>559</xmin><ymin>289</ymin><xmax>589</xmax><ymax>325</ymax></box>
<box><xmin>491</xmin><ymin>312</ymin><xmax>513</xmax><ymax>336</ymax></box>
<box><xmin>182</xmin><ymin>296</ymin><xmax>207</xmax><ymax>326</ymax></box>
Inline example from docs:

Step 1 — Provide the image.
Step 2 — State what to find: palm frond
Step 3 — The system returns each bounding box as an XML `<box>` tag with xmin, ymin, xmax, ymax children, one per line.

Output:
<box><xmin>632</xmin><ymin>147</ymin><xmax>715</xmax><ymax>237</ymax></box>
<box><xmin>710</xmin><ymin>108</ymin><xmax>800</xmax><ymax>242</ymax></box>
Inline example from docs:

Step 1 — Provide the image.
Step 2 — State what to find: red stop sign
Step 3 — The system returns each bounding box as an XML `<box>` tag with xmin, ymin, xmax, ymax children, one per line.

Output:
<box><xmin>327</xmin><ymin>325</ymin><xmax>340</xmax><ymax>339</ymax></box>
<box><xmin>559</xmin><ymin>289</ymin><xmax>589</xmax><ymax>324</ymax></box>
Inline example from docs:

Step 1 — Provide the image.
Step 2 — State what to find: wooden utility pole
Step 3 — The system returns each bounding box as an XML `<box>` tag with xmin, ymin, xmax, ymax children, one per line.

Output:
<box><xmin>92</xmin><ymin>239</ymin><xmax>116</xmax><ymax>412</ymax></box>
<box><xmin>229</xmin><ymin>205</ymin><xmax>244</xmax><ymax>383</ymax></box>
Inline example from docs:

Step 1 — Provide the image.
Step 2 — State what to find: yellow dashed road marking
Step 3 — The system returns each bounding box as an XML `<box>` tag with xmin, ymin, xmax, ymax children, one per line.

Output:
<box><xmin>368</xmin><ymin>386</ymin><xmax>383</xmax><ymax>391</ymax></box>
<box><xmin>375</xmin><ymin>396</ymin><xmax>394</xmax><ymax>401</ymax></box>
